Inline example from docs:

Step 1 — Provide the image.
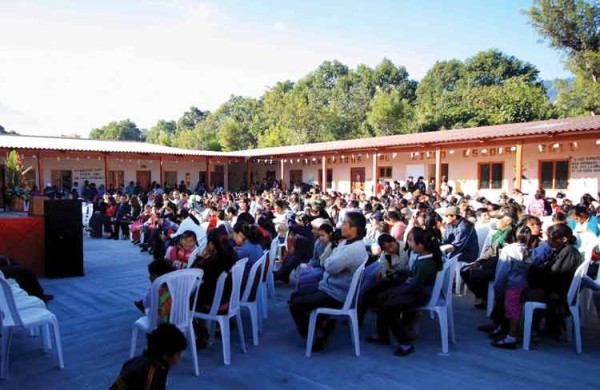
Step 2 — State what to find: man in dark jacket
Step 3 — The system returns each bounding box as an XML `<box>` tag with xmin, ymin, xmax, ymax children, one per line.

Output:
<box><xmin>112</xmin><ymin>194</ymin><xmax>132</xmax><ymax>240</ymax></box>
<box><xmin>440</xmin><ymin>206</ymin><xmax>479</xmax><ymax>264</ymax></box>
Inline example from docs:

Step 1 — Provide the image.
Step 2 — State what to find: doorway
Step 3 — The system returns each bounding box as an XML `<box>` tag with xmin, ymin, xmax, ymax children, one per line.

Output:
<box><xmin>213</xmin><ymin>165</ymin><xmax>225</xmax><ymax>188</ymax></box>
<box><xmin>350</xmin><ymin>167</ymin><xmax>366</xmax><ymax>193</ymax></box>
<box><xmin>136</xmin><ymin>170</ymin><xmax>151</xmax><ymax>192</ymax></box>
<box><xmin>289</xmin><ymin>170</ymin><xmax>303</xmax><ymax>187</ymax></box>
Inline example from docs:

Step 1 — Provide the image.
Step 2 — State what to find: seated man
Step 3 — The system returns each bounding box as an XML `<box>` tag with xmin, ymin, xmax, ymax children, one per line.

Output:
<box><xmin>288</xmin><ymin>212</ymin><xmax>368</xmax><ymax>351</ymax></box>
<box><xmin>0</xmin><ymin>254</ymin><xmax>53</xmax><ymax>302</ymax></box>
<box><xmin>438</xmin><ymin>206</ymin><xmax>479</xmax><ymax>264</ymax></box>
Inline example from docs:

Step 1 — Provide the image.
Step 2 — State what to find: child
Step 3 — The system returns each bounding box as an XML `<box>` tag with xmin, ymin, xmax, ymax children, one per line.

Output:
<box><xmin>166</xmin><ymin>230</ymin><xmax>201</xmax><ymax>270</ymax></box>
<box><xmin>491</xmin><ymin>225</ymin><xmax>534</xmax><ymax>349</ymax></box>
<box><xmin>111</xmin><ymin>323</ymin><xmax>187</xmax><ymax>389</ymax></box>
<box><xmin>135</xmin><ymin>260</ymin><xmax>175</xmax><ymax>323</ymax></box>
<box><xmin>367</xmin><ymin>227</ymin><xmax>443</xmax><ymax>356</ymax></box>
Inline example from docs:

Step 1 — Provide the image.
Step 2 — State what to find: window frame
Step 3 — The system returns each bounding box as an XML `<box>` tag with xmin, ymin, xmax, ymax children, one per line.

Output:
<box><xmin>379</xmin><ymin>166</ymin><xmax>393</xmax><ymax>179</ymax></box>
<box><xmin>478</xmin><ymin>162</ymin><xmax>504</xmax><ymax>190</ymax></box>
<box><xmin>538</xmin><ymin>159</ymin><xmax>569</xmax><ymax>190</ymax></box>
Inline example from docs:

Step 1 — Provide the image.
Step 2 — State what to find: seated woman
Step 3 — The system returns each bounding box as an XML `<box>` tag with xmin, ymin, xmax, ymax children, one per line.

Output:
<box><xmin>366</xmin><ymin>227</ymin><xmax>442</xmax><ymax>356</ymax></box>
<box><xmin>190</xmin><ymin>228</ymin><xmax>238</xmax><ymax>347</ymax></box>
<box><xmin>524</xmin><ymin>223</ymin><xmax>582</xmax><ymax>340</ymax></box>
<box><xmin>165</xmin><ymin>230</ymin><xmax>201</xmax><ymax>270</ymax></box>
<box><xmin>232</xmin><ymin>221</ymin><xmax>265</xmax><ymax>267</ymax></box>
<box><xmin>273</xmin><ymin>214</ymin><xmax>316</xmax><ymax>283</ymax></box>
<box><xmin>295</xmin><ymin>224</ymin><xmax>335</xmax><ymax>292</ymax></box>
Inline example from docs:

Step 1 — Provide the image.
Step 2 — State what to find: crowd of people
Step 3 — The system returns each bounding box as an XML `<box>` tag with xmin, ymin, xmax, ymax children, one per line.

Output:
<box><xmin>23</xmin><ymin>174</ymin><xmax>599</xmax><ymax>386</ymax></box>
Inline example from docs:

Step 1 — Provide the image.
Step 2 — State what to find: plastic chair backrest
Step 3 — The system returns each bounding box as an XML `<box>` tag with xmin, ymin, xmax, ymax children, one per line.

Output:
<box><xmin>264</xmin><ymin>244</ymin><xmax>277</xmax><ymax>282</ymax></box>
<box><xmin>475</xmin><ymin>225</ymin><xmax>491</xmax><ymax>257</ymax></box>
<box><xmin>576</xmin><ymin>231</ymin><xmax>597</xmax><ymax>253</ymax></box>
<box><xmin>0</xmin><ymin>277</ymin><xmax>22</xmax><ymax>327</ymax></box>
<box><xmin>148</xmin><ymin>268</ymin><xmax>203</xmax><ymax>329</ymax></box>
<box><xmin>567</xmin><ymin>260</ymin><xmax>590</xmax><ymax>307</ymax></box>
<box><xmin>341</xmin><ymin>260</ymin><xmax>367</xmax><ymax>311</ymax></box>
<box><xmin>228</xmin><ymin>258</ymin><xmax>248</xmax><ymax>315</ymax></box>
<box><xmin>242</xmin><ymin>253</ymin><xmax>265</xmax><ymax>302</ymax></box>
<box><xmin>425</xmin><ymin>257</ymin><xmax>455</xmax><ymax>308</ymax></box>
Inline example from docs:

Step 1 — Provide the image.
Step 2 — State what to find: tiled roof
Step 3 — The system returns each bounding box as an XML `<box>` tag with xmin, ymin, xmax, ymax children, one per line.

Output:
<box><xmin>2</xmin><ymin>116</ymin><xmax>600</xmax><ymax>159</ymax></box>
<box><xmin>241</xmin><ymin>116</ymin><xmax>600</xmax><ymax>157</ymax></box>
<box><xmin>0</xmin><ymin>135</ymin><xmax>230</xmax><ymax>157</ymax></box>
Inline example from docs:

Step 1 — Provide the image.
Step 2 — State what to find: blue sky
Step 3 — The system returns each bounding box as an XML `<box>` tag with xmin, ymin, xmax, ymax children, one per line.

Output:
<box><xmin>0</xmin><ymin>0</ymin><xmax>571</xmax><ymax>137</ymax></box>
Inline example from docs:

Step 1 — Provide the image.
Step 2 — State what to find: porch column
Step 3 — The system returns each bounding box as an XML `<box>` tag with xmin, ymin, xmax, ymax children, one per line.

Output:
<box><xmin>159</xmin><ymin>157</ymin><xmax>164</xmax><ymax>189</ymax></box>
<box><xmin>280</xmin><ymin>159</ymin><xmax>286</xmax><ymax>191</ymax></box>
<box><xmin>104</xmin><ymin>154</ymin><xmax>110</xmax><ymax>188</ymax></box>
<box><xmin>321</xmin><ymin>156</ymin><xmax>327</xmax><ymax>193</ymax></box>
<box><xmin>37</xmin><ymin>152</ymin><xmax>44</xmax><ymax>191</ymax></box>
<box><xmin>515</xmin><ymin>141</ymin><xmax>523</xmax><ymax>191</ymax></box>
<box><xmin>224</xmin><ymin>162</ymin><xmax>229</xmax><ymax>192</ymax></box>
<box><xmin>246</xmin><ymin>159</ymin><xmax>252</xmax><ymax>189</ymax></box>
<box><xmin>435</xmin><ymin>147</ymin><xmax>442</xmax><ymax>193</ymax></box>
<box><xmin>206</xmin><ymin>157</ymin><xmax>211</xmax><ymax>190</ymax></box>
<box><xmin>372</xmin><ymin>152</ymin><xmax>379</xmax><ymax>196</ymax></box>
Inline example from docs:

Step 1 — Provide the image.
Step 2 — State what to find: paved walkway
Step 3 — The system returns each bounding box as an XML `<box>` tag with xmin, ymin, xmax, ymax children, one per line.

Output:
<box><xmin>3</xmin><ymin>236</ymin><xmax>600</xmax><ymax>389</ymax></box>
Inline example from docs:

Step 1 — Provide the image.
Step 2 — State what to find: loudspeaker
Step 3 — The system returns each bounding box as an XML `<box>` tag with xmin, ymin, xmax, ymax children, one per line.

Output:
<box><xmin>44</xmin><ymin>199</ymin><xmax>84</xmax><ymax>278</ymax></box>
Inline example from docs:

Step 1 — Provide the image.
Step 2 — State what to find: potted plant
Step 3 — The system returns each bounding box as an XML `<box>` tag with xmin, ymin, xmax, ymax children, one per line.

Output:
<box><xmin>4</xmin><ymin>150</ymin><xmax>32</xmax><ymax>211</ymax></box>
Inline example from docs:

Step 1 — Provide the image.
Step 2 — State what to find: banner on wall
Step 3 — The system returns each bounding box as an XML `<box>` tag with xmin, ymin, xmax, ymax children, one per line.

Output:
<box><xmin>73</xmin><ymin>168</ymin><xmax>105</xmax><ymax>182</ymax></box>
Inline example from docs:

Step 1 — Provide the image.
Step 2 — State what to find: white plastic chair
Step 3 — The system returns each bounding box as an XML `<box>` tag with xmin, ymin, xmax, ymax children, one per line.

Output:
<box><xmin>193</xmin><ymin>258</ymin><xmax>248</xmax><ymax>365</ymax></box>
<box><xmin>265</xmin><ymin>239</ymin><xmax>279</xmax><ymax>303</ymax></box>
<box><xmin>418</xmin><ymin>257</ymin><xmax>457</xmax><ymax>354</ymax></box>
<box><xmin>82</xmin><ymin>202</ymin><xmax>94</xmax><ymax>228</ymax></box>
<box><xmin>576</xmin><ymin>231</ymin><xmax>597</xmax><ymax>255</ymax></box>
<box><xmin>305</xmin><ymin>261</ymin><xmax>367</xmax><ymax>357</ymax></box>
<box><xmin>522</xmin><ymin>260</ymin><xmax>590</xmax><ymax>354</ymax></box>
<box><xmin>0</xmin><ymin>277</ymin><xmax>64</xmax><ymax>379</ymax></box>
<box><xmin>240</xmin><ymin>252</ymin><xmax>266</xmax><ymax>346</ymax></box>
<box><xmin>130</xmin><ymin>268</ymin><xmax>203</xmax><ymax>376</ymax></box>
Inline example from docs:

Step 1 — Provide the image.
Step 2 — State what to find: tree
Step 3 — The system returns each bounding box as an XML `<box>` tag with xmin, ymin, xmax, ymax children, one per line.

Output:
<box><xmin>88</xmin><ymin>119</ymin><xmax>143</xmax><ymax>141</ymax></box>
<box><xmin>367</xmin><ymin>89</ymin><xmax>415</xmax><ymax>136</ymax></box>
<box><xmin>176</xmin><ymin>106</ymin><xmax>208</xmax><ymax>133</ymax></box>
<box><xmin>524</xmin><ymin>0</ymin><xmax>600</xmax><ymax>114</ymax></box>
<box><xmin>464</xmin><ymin>49</ymin><xmax>540</xmax><ymax>87</ymax></box>
<box><xmin>146</xmin><ymin>120</ymin><xmax>176</xmax><ymax>146</ymax></box>
<box><xmin>415</xmin><ymin>50</ymin><xmax>550</xmax><ymax>130</ymax></box>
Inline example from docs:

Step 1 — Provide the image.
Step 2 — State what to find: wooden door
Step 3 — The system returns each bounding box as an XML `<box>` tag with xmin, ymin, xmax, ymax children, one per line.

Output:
<box><xmin>136</xmin><ymin>170</ymin><xmax>151</xmax><ymax>192</ymax></box>
<box><xmin>289</xmin><ymin>170</ymin><xmax>303</xmax><ymax>187</ymax></box>
<box><xmin>350</xmin><ymin>167</ymin><xmax>366</xmax><ymax>193</ymax></box>
<box><xmin>213</xmin><ymin>165</ymin><xmax>225</xmax><ymax>188</ymax></box>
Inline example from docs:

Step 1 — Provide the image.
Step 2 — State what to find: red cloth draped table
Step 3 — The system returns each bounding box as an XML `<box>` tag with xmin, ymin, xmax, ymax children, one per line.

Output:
<box><xmin>0</xmin><ymin>217</ymin><xmax>45</xmax><ymax>276</ymax></box>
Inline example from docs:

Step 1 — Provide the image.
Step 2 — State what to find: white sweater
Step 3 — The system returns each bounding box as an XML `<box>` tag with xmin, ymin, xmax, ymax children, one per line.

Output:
<box><xmin>318</xmin><ymin>238</ymin><xmax>368</xmax><ymax>302</ymax></box>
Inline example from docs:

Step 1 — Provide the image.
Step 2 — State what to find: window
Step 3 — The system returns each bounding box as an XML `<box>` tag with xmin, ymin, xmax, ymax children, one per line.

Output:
<box><xmin>107</xmin><ymin>170</ymin><xmax>124</xmax><ymax>190</ymax></box>
<box><xmin>379</xmin><ymin>166</ymin><xmax>392</xmax><ymax>179</ymax></box>
<box><xmin>540</xmin><ymin>160</ymin><xmax>569</xmax><ymax>190</ymax></box>
<box><xmin>164</xmin><ymin>171</ymin><xmax>177</xmax><ymax>186</ymax></box>
<box><xmin>51</xmin><ymin>170</ymin><xmax>73</xmax><ymax>190</ymax></box>
<box><xmin>479</xmin><ymin>163</ymin><xmax>503</xmax><ymax>189</ymax></box>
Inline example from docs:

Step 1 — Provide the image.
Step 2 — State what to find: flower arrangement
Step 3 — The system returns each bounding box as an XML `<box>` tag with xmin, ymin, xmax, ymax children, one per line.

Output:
<box><xmin>4</xmin><ymin>150</ymin><xmax>32</xmax><ymax>201</ymax></box>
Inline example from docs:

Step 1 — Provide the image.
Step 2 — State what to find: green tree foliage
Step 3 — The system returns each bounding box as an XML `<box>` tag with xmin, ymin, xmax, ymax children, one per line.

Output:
<box><xmin>146</xmin><ymin>120</ymin><xmax>176</xmax><ymax>146</ymax></box>
<box><xmin>524</xmin><ymin>0</ymin><xmax>600</xmax><ymax>114</ymax></box>
<box><xmin>416</xmin><ymin>50</ymin><xmax>550</xmax><ymax>130</ymax></box>
<box><xmin>367</xmin><ymin>89</ymin><xmax>415</xmax><ymax>136</ymax></box>
<box><xmin>88</xmin><ymin>53</ymin><xmax>556</xmax><ymax>148</ymax></box>
<box><xmin>89</xmin><ymin>119</ymin><xmax>143</xmax><ymax>141</ymax></box>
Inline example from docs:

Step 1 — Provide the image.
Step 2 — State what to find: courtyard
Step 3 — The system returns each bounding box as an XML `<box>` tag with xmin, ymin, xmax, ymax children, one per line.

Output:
<box><xmin>2</xmin><ymin>236</ymin><xmax>600</xmax><ymax>389</ymax></box>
